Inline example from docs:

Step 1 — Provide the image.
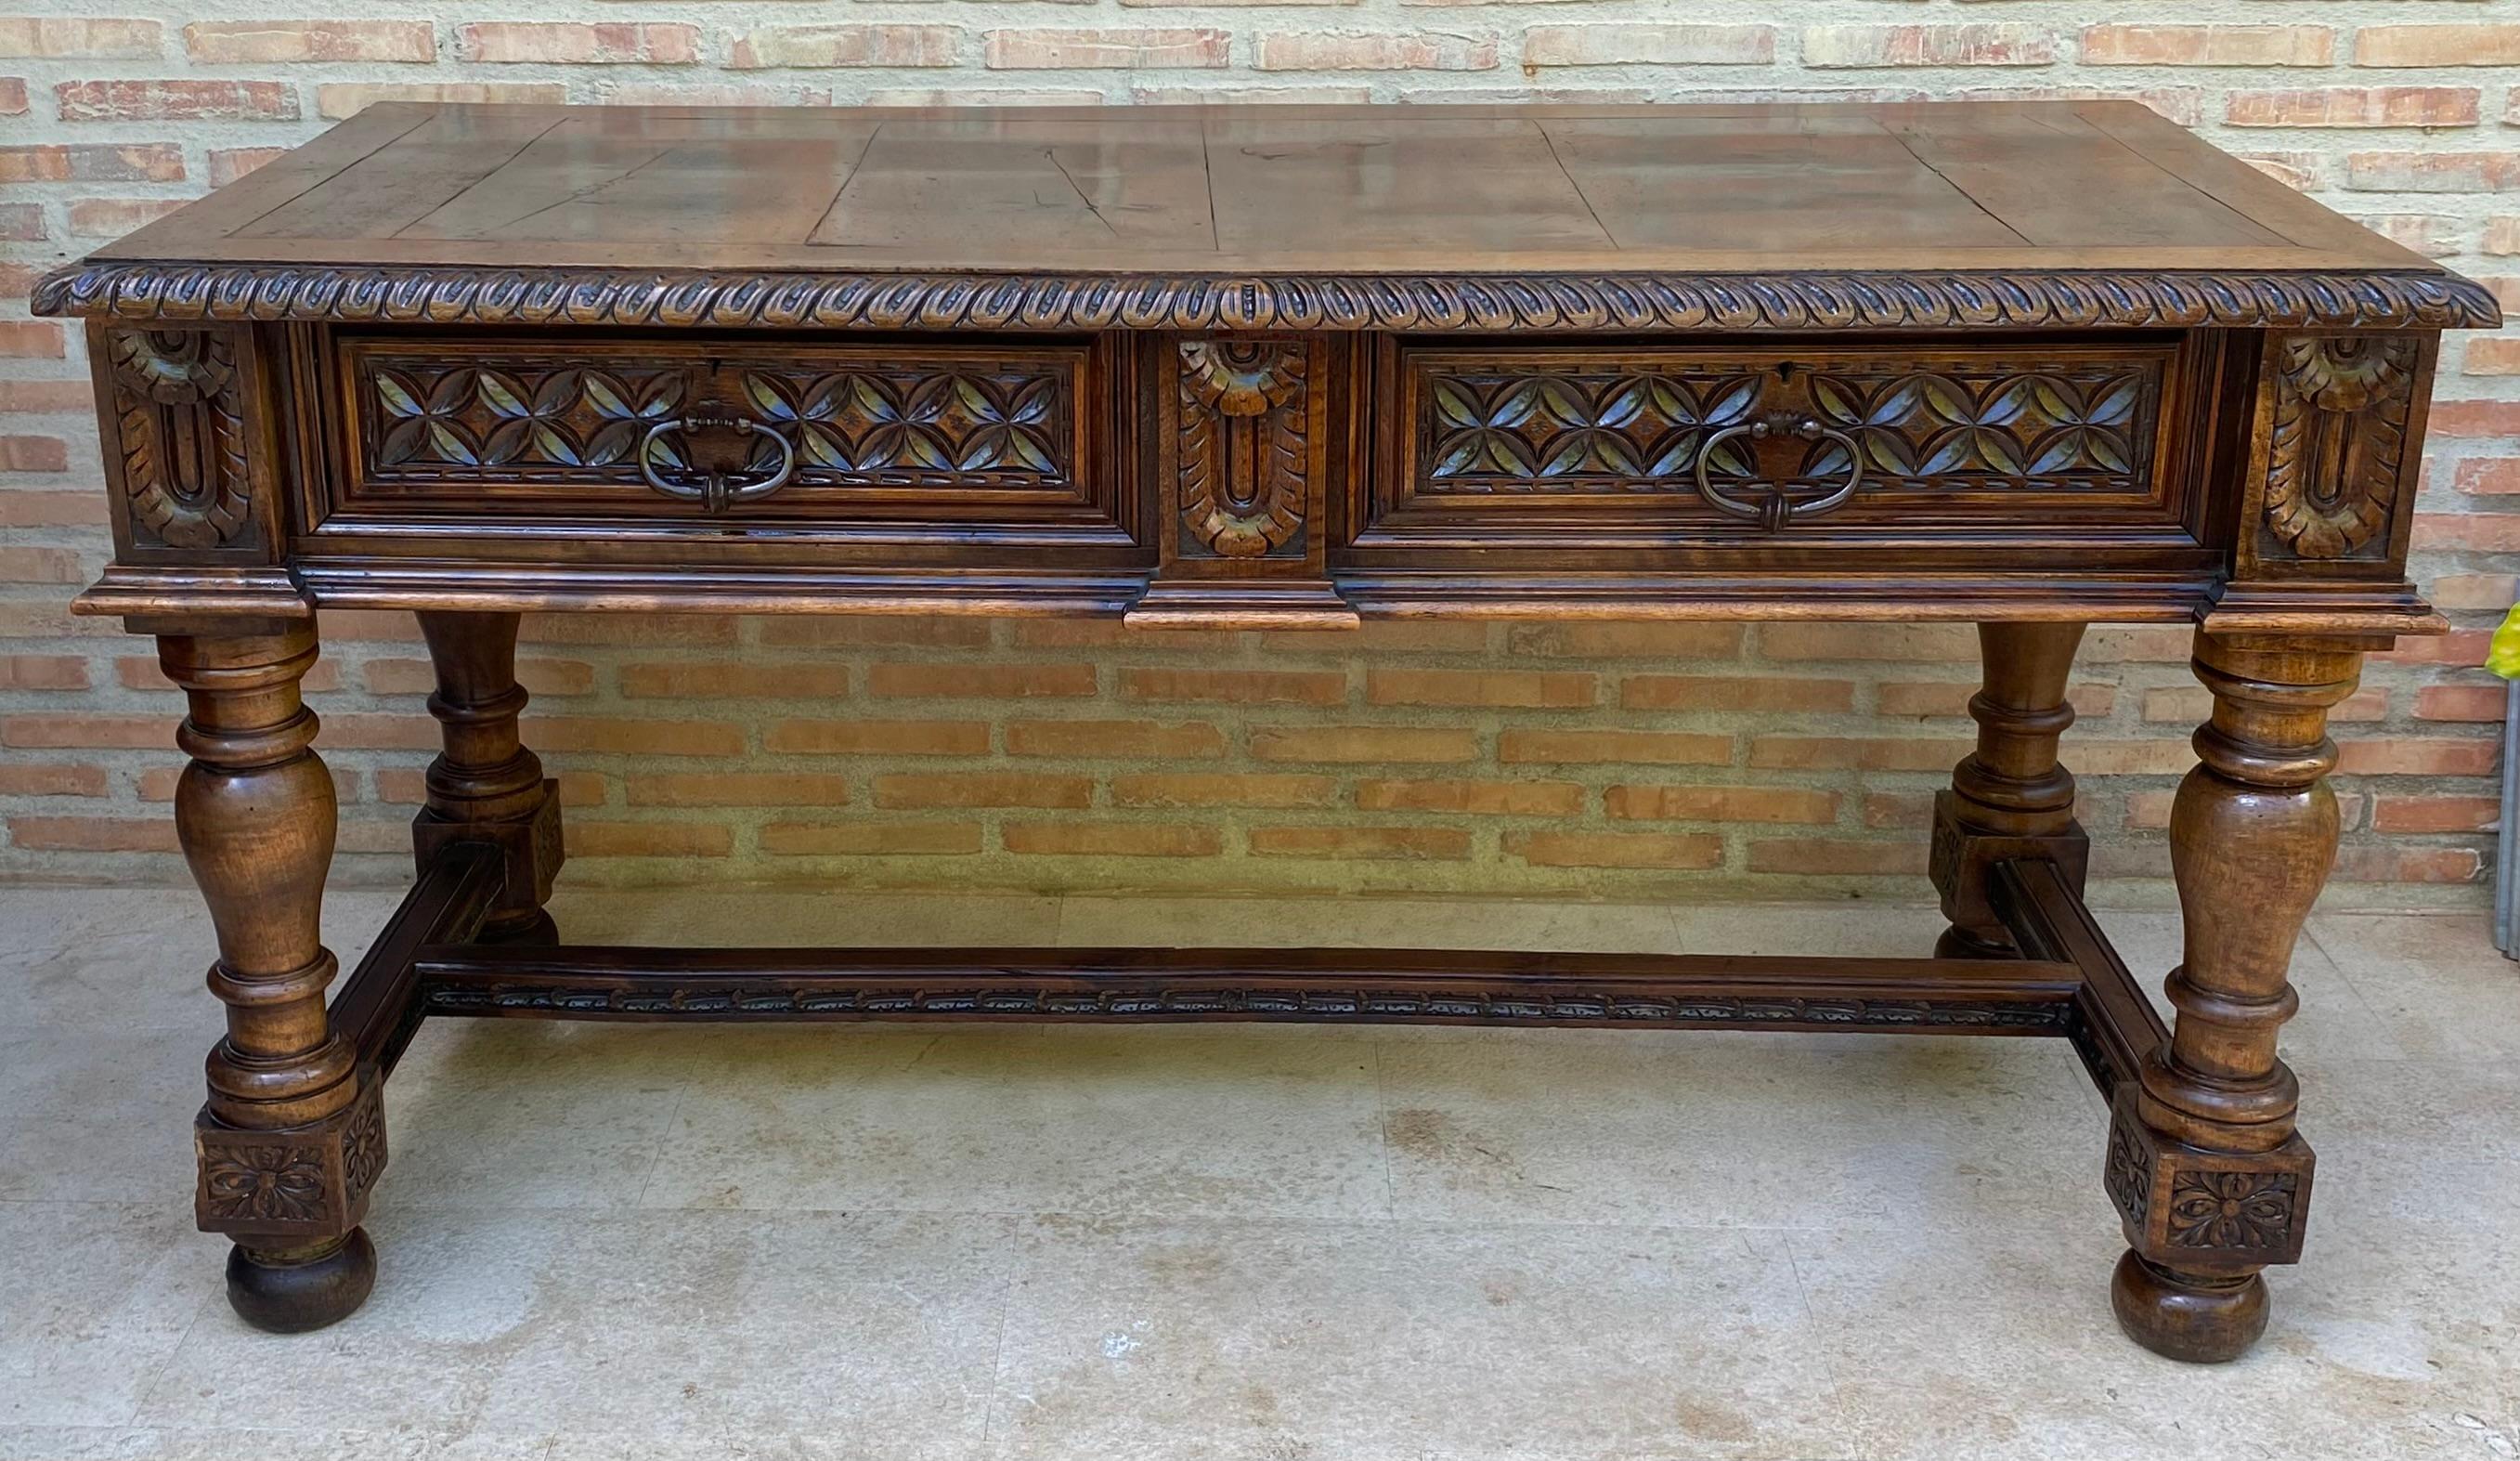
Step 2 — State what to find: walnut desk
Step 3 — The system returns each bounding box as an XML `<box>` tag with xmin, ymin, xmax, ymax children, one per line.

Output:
<box><xmin>33</xmin><ymin>101</ymin><xmax>2500</xmax><ymax>1363</ymax></box>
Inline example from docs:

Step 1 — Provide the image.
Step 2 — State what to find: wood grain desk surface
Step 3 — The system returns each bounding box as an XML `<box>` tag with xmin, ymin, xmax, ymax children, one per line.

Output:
<box><xmin>77</xmin><ymin>99</ymin><xmax>2450</xmax><ymax>277</ymax></box>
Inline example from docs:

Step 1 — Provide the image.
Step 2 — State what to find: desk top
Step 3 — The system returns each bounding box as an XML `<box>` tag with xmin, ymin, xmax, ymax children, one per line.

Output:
<box><xmin>34</xmin><ymin>101</ymin><xmax>2500</xmax><ymax>333</ymax></box>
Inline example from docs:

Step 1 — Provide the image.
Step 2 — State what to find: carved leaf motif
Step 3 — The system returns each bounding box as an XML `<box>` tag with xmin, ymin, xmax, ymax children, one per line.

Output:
<box><xmin>107</xmin><ymin>328</ymin><xmax>253</xmax><ymax>551</ymax></box>
<box><xmin>2262</xmin><ymin>333</ymin><xmax>2417</xmax><ymax>560</ymax></box>
<box><xmin>1177</xmin><ymin>338</ymin><xmax>1309</xmax><ymax>557</ymax></box>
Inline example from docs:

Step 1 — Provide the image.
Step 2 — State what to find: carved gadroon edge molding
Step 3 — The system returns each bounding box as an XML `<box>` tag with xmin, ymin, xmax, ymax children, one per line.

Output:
<box><xmin>32</xmin><ymin>262</ymin><xmax>2504</xmax><ymax>333</ymax></box>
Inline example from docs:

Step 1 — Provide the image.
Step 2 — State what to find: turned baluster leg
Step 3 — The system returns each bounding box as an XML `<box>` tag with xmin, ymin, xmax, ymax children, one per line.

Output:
<box><xmin>1931</xmin><ymin>621</ymin><xmax>2089</xmax><ymax>958</ymax></box>
<box><xmin>415</xmin><ymin>610</ymin><xmax>564</xmax><ymax>945</ymax></box>
<box><xmin>162</xmin><ymin>622</ymin><xmax>382</xmax><ymax>1332</ymax></box>
<box><xmin>2105</xmin><ymin>631</ymin><xmax>2360</xmax><ymax>1363</ymax></box>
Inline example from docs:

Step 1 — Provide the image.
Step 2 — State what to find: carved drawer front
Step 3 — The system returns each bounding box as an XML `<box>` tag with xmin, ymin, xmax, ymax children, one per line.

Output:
<box><xmin>1365</xmin><ymin>338</ymin><xmax>2197</xmax><ymax>549</ymax></box>
<box><xmin>322</xmin><ymin>334</ymin><xmax>1130</xmax><ymax>543</ymax></box>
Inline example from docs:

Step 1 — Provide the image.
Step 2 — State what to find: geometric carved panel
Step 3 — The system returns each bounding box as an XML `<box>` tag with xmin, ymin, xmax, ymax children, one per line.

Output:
<box><xmin>1414</xmin><ymin>355</ymin><xmax>2159</xmax><ymax>499</ymax></box>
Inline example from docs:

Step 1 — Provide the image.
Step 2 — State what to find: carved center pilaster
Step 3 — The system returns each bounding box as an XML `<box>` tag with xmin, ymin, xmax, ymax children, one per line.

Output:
<box><xmin>1175</xmin><ymin>337</ymin><xmax>1311</xmax><ymax>559</ymax></box>
<box><xmin>105</xmin><ymin>327</ymin><xmax>255</xmax><ymax>552</ymax></box>
<box><xmin>2260</xmin><ymin>332</ymin><xmax>2419</xmax><ymax>562</ymax></box>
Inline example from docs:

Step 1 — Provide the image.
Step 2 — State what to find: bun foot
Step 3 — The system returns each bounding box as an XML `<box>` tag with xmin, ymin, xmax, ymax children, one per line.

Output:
<box><xmin>227</xmin><ymin>1229</ymin><xmax>377</xmax><ymax>1333</ymax></box>
<box><xmin>2111</xmin><ymin>1250</ymin><xmax>2267</xmax><ymax>1363</ymax></box>
<box><xmin>1934</xmin><ymin>925</ymin><xmax>2011</xmax><ymax>960</ymax></box>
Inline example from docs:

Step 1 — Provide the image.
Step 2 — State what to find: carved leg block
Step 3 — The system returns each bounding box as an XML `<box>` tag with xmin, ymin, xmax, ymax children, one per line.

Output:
<box><xmin>161</xmin><ymin>622</ymin><xmax>379</xmax><ymax>1331</ymax></box>
<box><xmin>1931</xmin><ymin>621</ymin><xmax>2089</xmax><ymax>958</ymax></box>
<box><xmin>415</xmin><ymin>611</ymin><xmax>564</xmax><ymax>944</ymax></box>
<box><xmin>2110</xmin><ymin>630</ymin><xmax>2358</xmax><ymax>1363</ymax></box>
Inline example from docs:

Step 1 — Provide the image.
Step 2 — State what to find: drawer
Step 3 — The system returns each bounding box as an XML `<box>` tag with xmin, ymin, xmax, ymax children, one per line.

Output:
<box><xmin>312</xmin><ymin>333</ymin><xmax>1136</xmax><ymax>546</ymax></box>
<box><xmin>1360</xmin><ymin>338</ymin><xmax>2203</xmax><ymax>550</ymax></box>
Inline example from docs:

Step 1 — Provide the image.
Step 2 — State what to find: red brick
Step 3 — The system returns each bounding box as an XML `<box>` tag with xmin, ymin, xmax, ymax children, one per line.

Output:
<box><xmin>985</xmin><ymin>28</ymin><xmax>1229</xmax><ymax>69</ymax></box>
<box><xmin>2354</xmin><ymin>214</ymin><xmax>2464</xmax><ymax>257</ymax></box>
<box><xmin>2083</xmin><ymin>24</ymin><xmax>2333</xmax><ymax>67</ymax></box>
<box><xmin>1748</xmin><ymin>736</ymin><xmax>1968</xmax><ymax>773</ymax></box>
<box><xmin>0</xmin><ymin>18</ymin><xmax>162</xmax><ymax>58</ymax></box>
<box><xmin>1110</xmin><ymin>772</ymin><xmax>1333</xmax><ymax>808</ymax></box>
<box><xmin>1503</xmin><ymin>829</ymin><xmax>1721</xmax><ymax>869</ymax></box>
<box><xmin>0</xmin><ymin>321</ymin><xmax>64</xmax><ymax>358</ymax></box>
<box><xmin>0</xmin><ymin>762</ymin><xmax>105</xmax><ymax>796</ymax></box>
<box><xmin>7</xmin><ymin>815</ymin><xmax>175</xmax><ymax>853</ymax></box>
<box><xmin>66</xmin><ymin>198</ymin><xmax>187</xmax><ymax>238</ymax></box>
<box><xmin>617</xmin><ymin>661</ymin><xmax>851</xmax><ymax>698</ymax></box>
<box><xmin>627</xmin><ymin>773</ymin><xmax>851</xmax><ymax>808</ymax></box>
<box><xmin>57</xmin><ymin>80</ymin><xmax>299</xmax><ymax>123</ymax></box>
<box><xmin>0</xmin><ymin>546</ymin><xmax>83</xmax><ymax>583</ymax></box>
<box><xmin>1250</xmin><ymin>725</ymin><xmax>1478</xmax><ymax>763</ymax></box>
<box><xmin>1747</xmin><ymin>840</ymin><xmax>1928</xmax><ymax>877</ymax></box>
<box><xmin>1758</xmin><ymin>622</ymin><xmax>1977</xmax><ymax>662</ymax></box>
<box><xmin>0</xmin><ymin>203</ymin><xmax>41</xmax><ymax>241</ymax></box>
<box><xmin>1802</xmin><ymin>25</ymin><xmax>2056</xmax><ymax>69</ymax></box>
<box><xmin>1119</xmin><ymin>666</ymin><xmax>1346</xmax><ymax>705</ymax></box>
<box><xmin>2488</xmin><ymin>216</ymin><xmax>2520</xmax><ymax>255</ymax></box>
<box><xmin>2462</xmin><ymin>339</ymin><xmax>2520</xmax><ymax>376</ymax></box>
<box><xmin>1254</xmin><ymin>33</ymin><xmax>1497</xmax><ymax>71</ymax></box>
<box><xmin>521</xmin><ymin>717</ymin><xmax>747</xmax><ymax>757</ymax></box>
<box><xmin>2335</xmin><ymin>738</ymin><xmax>2498</xmax><ymax>776</ymax></box>
<box><xmin>1</xmin><ymin>713</ymin><xmax>168</xmax><ymax>750</ymax></box>
<box><xmin>2427</xmin><ymin>574</ymin><xmax>2517</xmax><ymax>612</ymax></box>
<box><xmin>867</xmin><ymin>663</ymin><xmax>1096</xmax><ymax>698</ymax></box>
<box><xmin>2355</xmin><ymin>23</ymin><xmax>2520</xmax><ymax>68</ymax></box>
<box><xmin>1365</xmin><ymin>668</ymin><xmax>1594</xmax><ymax>708</ymax></box>
<box><xmin>0</xmin><ymin>142</ymin><xmax>184</xmax><ymax>183</ymax></box>
<box><xmin>1354</xmin><ymin>778</ymin><xmax>1585</xmax><ymax>815</ymax></box>
<box><xmin>762</xmin><ymin>719</ymin><xmax>990</xmax><ymax>756</ymax></box>
<box><xmin>2345</xmin><ymin>151</ymin><xmax>2520</xmax><ymax>193</ymax></box>
<box><xmin>455</xmin><ymin>22</ymin><xmax>699</xmax><ymax>64</ymax></box>
<box><xmin>1523</xmin><ymin>24</ymin><xmax>1770</xmax><ymax>67</ymax></box>
<box><xmin>359</xmin><ymin>657</ymin><xmax>592</xmax><ymax>698</ymax></box>
<box><xmin>2412</xmin><ymin>685</ymin><xmax>2509</xmax><ymax>723</ymax></box>
<box><xmin>2227</xmin><ymin>86</ymin><xmax>2478</xmax><ymax>128</ymax></box>
<box><xmin>183</xmin><ymin>20</ymin><xmax>437</xmax><ymax>63</ymax></box>
<box><xmin>0</xmin><ymin>435</ymin><xmax>59</xmax><ymax>472</ymax></box>
<box><xmin>760</xmin><ymin>821</ymin><xmax>983</xmax><ymax>856</ymax></box>
<box><xmin>2235</xmin><ymin>152</ymin><xmax>2323</xmax><ymax>193</ymax></box>
<box><xmin>0</xmin><ymin>380</ymin><xmax>90</xmax><ymax>411</ymax></box>
<box><xmin>2330</xmin><ymin>846</ymin><xmax>2482</xmax><ymax>885</ymax></box>
<box><xmin>2372</xmin><ymin>794</ymin><xmax>2499</xmax><ymax>835</ymax></box>
<box><xmin>1605</xmin><ymin>785</ymin><xmax>1839</xmax><ymax>824</ymax></box>
<box><xmin>1248</xmin><ymin>825</ymin><xmax>1472</xmax><ymax>859</ymax></box>
<box><xmin>1503</xmin><ymin>622</ymin><xmax>1745</xmax><ymax>659</ymax></box>
<box><xmin>1007</xmin><ymin>719</ymin><xmax>1228</xmax><ymax>758</ymax></box>
<box><xmin>1005</xmin><ymin>822</ymin><xmax>1223</xmax><ymax>857</ymax></box>
<box><xmin>763</xmin><ymin>617</ymin><xmax>992</xmax><ymax>648</ymax></box>
<box><xmin>1498</xmin><ymin>729</ymin><xmax>1732</xmax><ymax>765</ymax></box>
<box><xmin>731</xmin><ymin>26</ymin><xmax>960</xmax><ymax>69</ymax></box>
<box><xmin>872</xmin><ymin>772</ymin><xmax>1092</xmax><ymax>809</ymax></box>
<box><xmin>2428</xmin><ymin>401</ymin><xmax>2520</xmax><ymax>437</ymax></box>
<box><xmin>1621</xmin><ymin>675</ymin><xmax>1853</xmax><ymax>713</ymax></box>
<box><xmin>565</xmin><ymin>822</ymin><xmax>734</xmax><ymax>858</ymax></box>
<box><xmin>315</xmin><ymin>82</ymin><xmax>565</xmax><ymax>119</ymax></box>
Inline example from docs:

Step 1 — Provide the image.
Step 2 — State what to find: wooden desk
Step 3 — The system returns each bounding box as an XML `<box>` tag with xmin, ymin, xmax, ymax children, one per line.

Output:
<box><xmin>34</xmin><ymin>100</ymin><xmax>2498</xmax><ymax>1364</ymax></box>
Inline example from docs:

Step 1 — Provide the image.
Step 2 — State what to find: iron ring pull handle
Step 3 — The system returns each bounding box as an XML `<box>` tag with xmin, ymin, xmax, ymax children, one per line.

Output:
<box><xmin>1692</xmin><ymin>415</ymin><xmax>1864</xmax><ymax>533</ymax></box>
<box><xmin>637</xmin><ymin>415</ymin><xmax>798</xmax><ymax>514</ymax></box>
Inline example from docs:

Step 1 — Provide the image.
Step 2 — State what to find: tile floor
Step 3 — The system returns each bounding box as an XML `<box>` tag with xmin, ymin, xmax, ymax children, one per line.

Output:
<box><xmin>2</xmin><ymin>884</ymin><xmax>2515</xmax><ymax>1461</ymax></box>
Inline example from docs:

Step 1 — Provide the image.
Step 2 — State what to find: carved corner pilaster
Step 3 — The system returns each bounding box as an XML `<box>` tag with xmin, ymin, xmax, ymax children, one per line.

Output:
<box><xmin>194</xmin><ymin>1075</ymin><xmax>386</xmax><ymax>1243</ymax></box>
<box><xmin>1130</xmin><ymin>334</ymin><xmax>1356</xmax><ymax>630</ymax></box>
<box><xmin>88</xmin><ymin>322</ymin><xmax>279</xmax><ymax>566</ymax></box>
<box><xmin>2105</xmin><ymin>1089</ymin><xmax>2312</xmax><ymax>1273</ymax></box>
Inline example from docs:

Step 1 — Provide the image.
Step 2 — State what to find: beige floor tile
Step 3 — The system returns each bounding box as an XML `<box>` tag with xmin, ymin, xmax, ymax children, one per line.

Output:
<box><xmin>1374</xmin><ymin>1032</ymin><xmax>2102</xmax><ymax>1234</ymax></box>
<box><xmin>383</xmin><ymin>1021</ymin><xmax>701</xmax><ymax>1210</ymax></box>
<box><xmin>0</xmin><ymin>1028</ymin><xmax>204</xmax><ymax>1204</ymax></box>
<box><xmin>0</xmin><ymin>1428</ymin><xmax>556</xmax><ymax>1461</ymax></box>
<box><xmin>985</xmin><ymin>1215</ymin><xmax>1847</xmax><ymax>1461</ymax></box>
<box><xmin>2307</xmin><ymin>912</ymin><xmax>2520</xmax><ymax>1062</ymax></box>
<box><xmin>136</xmin><ymin>1207</ymin><xmax>1016</xmax><ymax>1454</ymax></box>
<box><xmin>642</xmin><ymin>1024</ymin><xmax>1390</xmax><ymax>1220</ymax></box>
<box><xmin>0</xmin><ymin>1202</ymin><xmax>207</xmax><ymax>1428</ymax></box>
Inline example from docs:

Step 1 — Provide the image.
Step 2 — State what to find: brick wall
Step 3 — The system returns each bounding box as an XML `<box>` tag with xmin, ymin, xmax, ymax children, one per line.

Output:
<box><xmin>0</xmin><ymin>3</ymin><xmax>2512</xmax><ymax>904</ymax></box>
